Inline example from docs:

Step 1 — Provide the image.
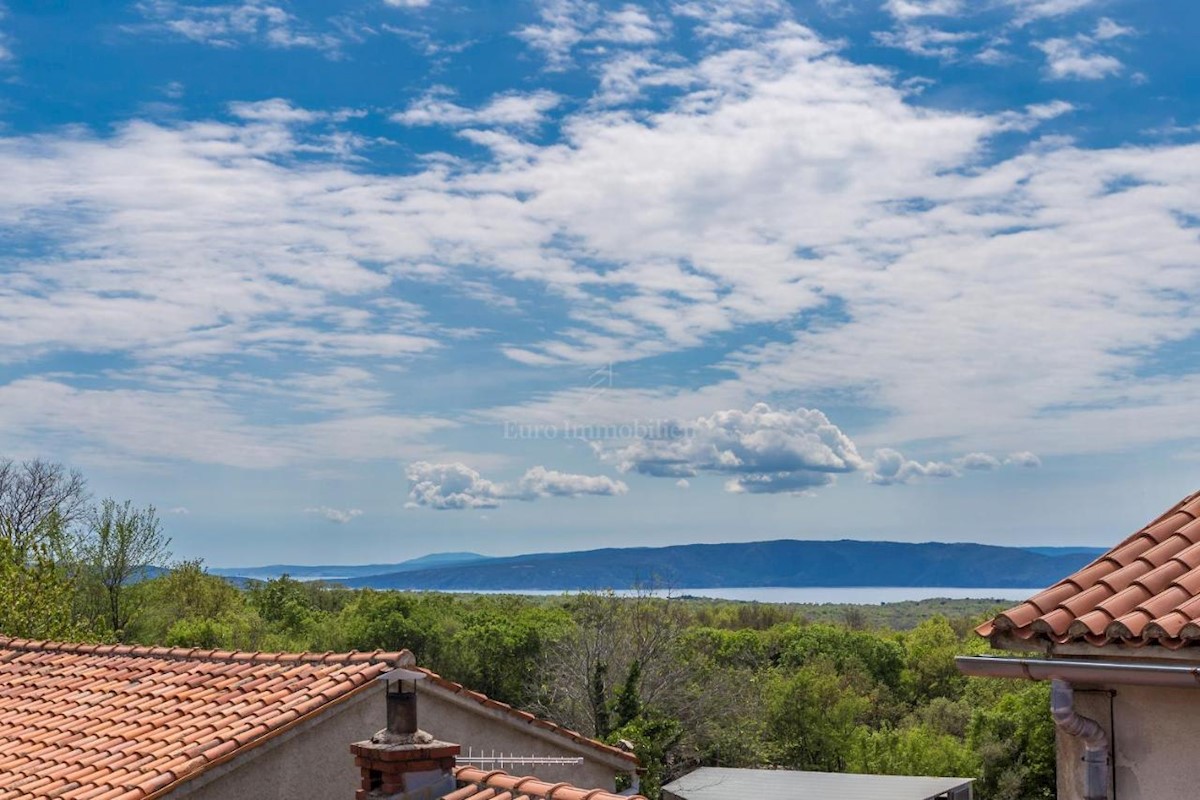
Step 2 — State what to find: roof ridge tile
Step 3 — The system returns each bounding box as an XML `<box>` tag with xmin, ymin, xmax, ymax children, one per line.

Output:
<box><xmin>980</xmin><ymin>489</ymin><xmax>1200</xmax><ymax>650</ymax></box>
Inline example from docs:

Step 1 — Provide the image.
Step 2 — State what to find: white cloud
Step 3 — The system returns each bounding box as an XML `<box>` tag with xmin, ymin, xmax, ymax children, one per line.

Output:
<box><xmin>958</xmin><ymin>452</ymin><xmax>1002</xmax><ymax>471</ymax></box>
<box><xmin>384</xmin><ymin>0</ymin><xmax>432</xmax><ymax>7</ymax></box>
<box><xmin>393</xmin><ymin>88</ymin><xmax>562</xmax><ymax>129</ymax></box>
<box><xmin>1006</xmin><ymin>0</ymin><xmax>1100</xmax><ymax>25</ymax></box>
<box><xmin>1036</xmin><ymin>36</ymin><xmax>1123</xmax><ymax>80</ymax></box>
<box><xmin>601</xmin><ymin>404</ymin><xmax>864</xmax><ymax>494</ymax></box>
<box><xmin>4</xmin><ymin>18</ymin><xmax>1200</xmax><ymax>475</ymax></box>
<box><xmin>593</xmin><ymin>5</ymin><xmax>665</xmax><ymax>45</ymax></box>
<box><xmin>874</xmin><ymin>25</ymin><xmax>976</xmax><ymax>59</ymax></box>
<box><xmin>167</xmin><ymin>506</ymin><xmax>190</xmax><ymax>515</ymax></box>
<box><xmin>0</xmin><ymin>4</ymin><xmax>13</xmax><ymax>63</ymax></box>
<box><xmin>134</xmin><ymin>1</ymin><xmax>341</xmax><ymax>53</ymax></box>
<box><xmin>228</xmin><ymin>98</ymin><xmax>322</xmax><ymax>123</ymax></box>
<box><xmin>671</xmin><ymin>0</ymin><xmax>788</xmax><ymax>39</ymax></box>
<box><xmin>515</xmin><ymin>0</ymin><xmax>599</xmax><ymax>69</ymax></box>
<box><xmin>598</xmin><ymin>404</ymin><xmax>1033</xmax><ymax>494</ymax></box>
<box><xmin>515</xmin><ymin>0</ymin><xmax>674</xmax><ymax>69</ymax></box>
<box><xmin>514</xmin><ymin>465</ymin><xmax>628</xmax><ymax>498</ymax></box>
<box><xmin>675</xmin><ymin>478</ymin><xmax>690</xmax><ymax>489</ymax></box>
<box><xmin>1005</xmin><ymin>451</ymin><xmax>1043</xmax><ymax>468</ymax></box>
<box><xmin>1093</xmin><ymin>17</ymin><xmax>1134</xmax><ymax>41</ymax></box>
<box><xmin>405</xmin><ymin>461</ymin><xmax>628</xmax><ymax>509</ymax></box>
<box><xmin>865</xmin><ymin>448</ymin><xmax>959</xmax><ymax>485</ymax></box>
<box><xmin>0</xmin><ymin>377</ymin><xmax>456</xmax><ymax>469</ymax></box>
<box><xmin>997</xmin><ymin>99</ymin><xmax>1075</xmax><ymax>131</ymax></box>
<box><xmin>304</xmin><ymin>506</ymin><xmax>364</xmax><ymax>523</ymax></box>
<box><xmin>882</xmin><ymin>0</ymin><xmax>963</xmax><ymax>21</ymax></box>
<box><xmin>406</xmin><ymin>461</ymin><xmax>503</xmax><ymax>509</ymax></box>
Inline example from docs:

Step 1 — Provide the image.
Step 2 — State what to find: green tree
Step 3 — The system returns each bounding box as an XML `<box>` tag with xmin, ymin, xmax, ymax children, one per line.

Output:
<box><xmin>80</xmin><ymin>499</ymin><xmax>171</xmax><ymax>639</ymax></box>
<box><xmin>591</xmin><ymin>662</ymin><xmax>612</xmax><ymax>738</ymax></box>
<box><xmin>125</xmin><ymin>559</ymin><xmax>250</xmax><ymax>646</ymax></box>
<box><xmin>613</xmin><ymin>660</ymin><xmax>643</xmax><ymax>729</ymax></box>
<box><xmin>765</xmin><ymin>658</ymin><xmax>870</xmax><ymax>771</ymax></box>
<box><xmin>610</xmin><ymin>713</ymin><xmax>684</xmax><ymax>800</ymax></box>
<box><xmin>968</xmin><ymin>682</ymin><xmax>1056</xmax><ymax>800</ymax></box>
<box><xmin>0</xmin><ymin>537</ymin><xmax>82</xmax><ymax>640</ymax></box>
<box><xmin>899</xmin><ymin>617</ymin><xmax>967</xmax><ymax>705</ymax></box>
<box><xmin>250</xmin><ymin>574</ymin><xmax>318</xmax><ymax>641</ymax></box>
<box><xmin>848</xmin><ymin>723</ymin><xmax>980</xmax><ymax>778</ymax></box>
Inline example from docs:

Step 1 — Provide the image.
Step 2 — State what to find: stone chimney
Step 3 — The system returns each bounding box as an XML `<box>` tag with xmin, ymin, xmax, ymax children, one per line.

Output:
<box><xmin>351</xmin><ymin>669</ymin><xmax>460</xmax><ymax>800</ymax></box>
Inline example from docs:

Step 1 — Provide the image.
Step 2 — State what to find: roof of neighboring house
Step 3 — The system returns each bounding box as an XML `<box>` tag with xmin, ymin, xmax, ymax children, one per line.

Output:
<box><xmin>662</xmin><ymin>767</ymin><xmax>972</xmax><ymax>800</ymax></box>
<box><xmin>444</xmin><ymin>766</ymin><xmax>646</xmax><ymax>800</ymax></box>
<box><xmin>979</xmin><ymin>490</ymin><xmax>1200</xmax><ymax>650</ymax></box>
<box><xmin>415</xmin><ymin>668</ymin><xmax>638</xmax><ymax>767</ymax></box>
<box><xmin>0</xmin><ymin>637</ymin><xmax>410</xmax><ymax>800</ymax></box>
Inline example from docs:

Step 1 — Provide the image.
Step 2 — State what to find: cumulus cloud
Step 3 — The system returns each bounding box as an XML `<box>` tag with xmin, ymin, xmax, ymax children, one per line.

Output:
<box><xmin>1005</xmin><ymin>451</ymin><xmax>1042</xmax><ymax>468</ymax></box>
<box><xmin>602</xmin><ymin>404</ymin><xmax>863</xmax><ymax>494</ymax></box>
<box><xmin>595</xmin><ymin>404</ymin><xmax>1037</xmax><ymax>493</ymax></box>
<box><xmin>392</xmin><ymin>88</ymin><xmax>562</xmax><ymax>129</ymax></box>
<box><xmin>405</xmin><ymin>461</ymin><xmax>627</xmax><ymax>510</ymax></box>
<box><xmin>305</xmin><ymin>506</ymin><xmax>364</xmax><ymax>523</ymax></box>
<box><xmin>958</xmin><ymin>452</ymin><xmax>1002</xmax><ymax>471</ymax></box>
<box><xmin>1036</xmin><ymin>36</ymin><xmax>1123</xmax><ymax>80</ymax></box>
<box><xmin>864</xmin><ymin>448</ymin><xmax>958</xmax><ymax>485</ymax></box>
<box><xmin>514</xmin><ymin>465</ymin><xmax>628</xmax><ymax>499</ymax></box>
<box><xmin>406</xmin><ymin>462</ymin><xmax>502</xmax><ymax>509</ymax></box>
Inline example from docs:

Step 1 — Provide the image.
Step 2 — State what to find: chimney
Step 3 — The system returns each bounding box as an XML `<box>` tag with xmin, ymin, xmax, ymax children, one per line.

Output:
<box><xmin>351</xmin><ymin>669</ymin><xmax>461</xmax><ymax>800</ymax></box>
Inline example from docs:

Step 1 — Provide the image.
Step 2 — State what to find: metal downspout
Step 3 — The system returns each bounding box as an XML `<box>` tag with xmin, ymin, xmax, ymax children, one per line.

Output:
<box><xmin>1050</xmin><ymin>679</ymin><xmax>1109</xmax><ymax>800</ymax></box>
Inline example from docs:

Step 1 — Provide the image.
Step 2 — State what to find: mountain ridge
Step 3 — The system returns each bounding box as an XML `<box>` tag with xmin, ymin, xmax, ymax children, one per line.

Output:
<box><xmin>319</xmin><ymin>539</ymin><xmax>1105</xmax><ymax>591</ymax></box>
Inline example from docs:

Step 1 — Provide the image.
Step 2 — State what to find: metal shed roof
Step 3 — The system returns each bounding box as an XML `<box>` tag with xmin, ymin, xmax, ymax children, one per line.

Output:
<box><xmin>663</xmin><ymin>767</ymin><xmax>973</xmax><ymax>800</ymax></box>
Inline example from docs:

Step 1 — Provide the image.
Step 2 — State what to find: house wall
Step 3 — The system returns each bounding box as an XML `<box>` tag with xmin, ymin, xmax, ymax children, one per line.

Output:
<box><xmin>1056</xmin><ymin>683</ymin><xmax>1200</xmax><ymax>800</ymax></box>
<box><xmin>172</xmin><ymin>683</ymin><xmax>383</xmax><ymax>800</ymax></box>
<box><xmin>168</xmin><ymin>682</ymin><xmax>629</xmax><ymax>800</ymax></box>
<box><xmin>418</xmin><ymin>686</ymin><xmax>623</xmax><ymax>790</ymax></box>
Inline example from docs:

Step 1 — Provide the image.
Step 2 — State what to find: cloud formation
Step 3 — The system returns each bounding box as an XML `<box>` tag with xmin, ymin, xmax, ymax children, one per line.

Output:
<box><xmin>393</xmin><ymin>88</ymin><xmax>561</xmax><ymax>129</ymax></box>
<box><xmin>405</xmin><ymin>461</ymin><xmax>627</xmax><ymax>510</ymax></box>
<box><xmin>1</xmin><ymin>12</ymin><xmax>1196</xmax><ymax>478</ymax></box>
<box><xmin>304</xmin><ymin>506</ymin><xmax>364</xmax><ymax>523</ymax></box>
<box><xmin>1036</xmin><ymin>35</ymin><xmax>1123</xmax><ymax>80</ymax></box>
<box><xmin>598</xmin><ymin>404</ymin><xmax>1037</xmax><ymax>494</ymax></box>
<box><xmin>135</xmin><ymin>1</ymin><xmax>341</xmax><ymax>53</ymax></box>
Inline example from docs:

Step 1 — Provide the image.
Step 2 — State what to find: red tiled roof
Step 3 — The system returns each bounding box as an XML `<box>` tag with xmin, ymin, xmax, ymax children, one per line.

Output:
<box><xmin>415</xmin><ymin>668</ymin><xmax>638</xmax><ymax>766</ymax></box>
<box><xmin>979</xmin><ymin>490</ymin><xmax>1200</xmax><ymax>650</ymax></box>
<box><xmin>0</xmin><ymin>637</ymin><xmax>410</xmax><ymax>800</ymax></box>
<box><xmin>444</xmin><ymin>766</ymin><xmax>646</xmax><ymax>800</ymax></box>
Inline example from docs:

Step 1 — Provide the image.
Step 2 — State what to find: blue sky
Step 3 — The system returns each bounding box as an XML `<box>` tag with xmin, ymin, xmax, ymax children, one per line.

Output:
<box><xmin>1</xmin><ymin>0</ymin><xmax>1198</xmax><ymax>566</ymax></box>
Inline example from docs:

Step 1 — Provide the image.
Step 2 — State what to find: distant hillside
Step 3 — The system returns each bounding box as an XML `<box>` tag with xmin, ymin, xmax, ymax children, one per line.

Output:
<box><xmin>1023</xmin><ymin>546</ymin><xmax>1106</xmax><ymax>558</ymax></box>
<box><xmin>209</xmin><ymin>552</ymin><xmax>491</xmax><ymax>582</ymax></box>
<box><xmin>339</xmin><ymin>539</ymin><xmax>1097</xmax><ymax>591</ymax></box>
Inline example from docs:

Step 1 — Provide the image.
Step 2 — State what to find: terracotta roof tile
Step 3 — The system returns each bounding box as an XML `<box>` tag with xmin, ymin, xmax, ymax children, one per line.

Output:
<box><xmin>414</xmin><ymin>669</ymin><xmax>637</xmax><ymax>766</ymax></box>
<box><xmin>980</xmin><ymin>490</ymin><xmax>1200</xmax><ymax>649</ymax></box>
<box><xmin>446</xmin><ymin>767</ymin><xmax>645</xmax><ymax>800</ymax></box>
<box><xmin>0</xmin><ymin>637</ymin><xmax>412</xmax><ymax>799</ymax></box>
